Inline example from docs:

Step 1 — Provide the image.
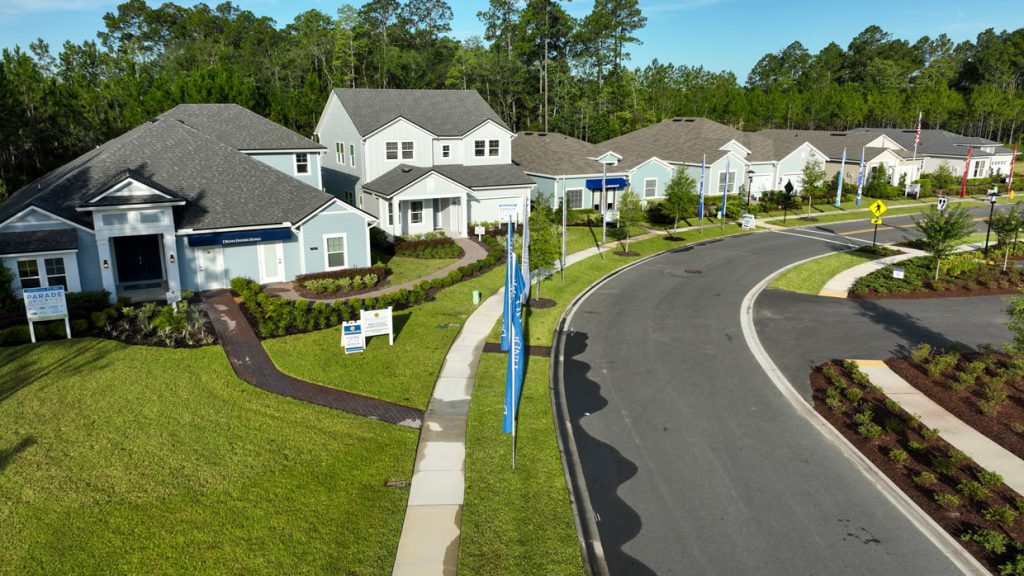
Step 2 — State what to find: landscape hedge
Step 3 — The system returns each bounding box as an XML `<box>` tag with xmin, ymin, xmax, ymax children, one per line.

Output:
<box><xmin>394</xmin><ymin>237</ymin><xmax>462</xmax><ymax>259</ymax></box>
<box><xmin>295</xmin><ymin>265</ymin><xmax>391</xmax><ymax>284</ymax></box>
<box><xmin>233</xmin><ymin>235</ymin><xmax>504</xmax><ymax>338</ymax></box>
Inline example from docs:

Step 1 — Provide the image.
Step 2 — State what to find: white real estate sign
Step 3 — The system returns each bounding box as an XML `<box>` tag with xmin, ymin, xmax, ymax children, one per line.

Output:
<box><xmin>741</xmin><ymin>213</ymin><xmax>756</xmax><ymax>230</ymax></box>
<box><xmin>341</xmin><ymin>321</ymin><xmax>365</xmax><ymax>354</ymax></box>
<box><xmin>497</xmin><ymin>203</ymin><xmax>519</xmax><ymax>223</ymax></box>
<box><xmin>23</xmin><ymin>285</ymin><xmax>71</xmax><ymax>343</ymax></box>
<box><xmin>360</xmin><ymin>306</ymin><xmax>394</xmax><ymax>346</ymax></box>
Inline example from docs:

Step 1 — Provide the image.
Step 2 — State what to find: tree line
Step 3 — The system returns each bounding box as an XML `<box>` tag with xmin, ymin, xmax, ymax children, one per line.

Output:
<box><xmin>2</xmin><ymin>0</ymin><xmax>1022</xmax><ymax>197</ymax></box>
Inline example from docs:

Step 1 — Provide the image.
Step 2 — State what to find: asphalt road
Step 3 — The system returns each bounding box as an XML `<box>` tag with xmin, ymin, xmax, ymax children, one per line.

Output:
<box><xmin>560</xmin><ymin>209</ymin><xmax>1004</xmax><ymax>575</ymax></box>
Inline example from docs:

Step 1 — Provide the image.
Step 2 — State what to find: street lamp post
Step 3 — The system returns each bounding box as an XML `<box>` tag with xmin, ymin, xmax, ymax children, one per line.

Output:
<box><xmin>746</xmin><ymin>169</ymin><xmax>755</xmax><ymax>211</ymax></box>
<box><xmin>984</xmin><ymin>188</ymin><xmax>999</xmax><ymax>259</ymax></box>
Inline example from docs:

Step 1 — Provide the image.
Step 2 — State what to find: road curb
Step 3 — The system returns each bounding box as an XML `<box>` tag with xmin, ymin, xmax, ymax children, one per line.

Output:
<box><xmin>739</xmin><ymin>253</ymin><xmax>990</xmax><ymax>576</ymax></box>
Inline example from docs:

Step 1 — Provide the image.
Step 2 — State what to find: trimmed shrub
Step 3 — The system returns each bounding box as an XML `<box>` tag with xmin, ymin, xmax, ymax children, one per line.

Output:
<box><xmin>295</xmin><ymin>265</ymin><xmax>391</xmax><ymax>285</ymax></box>
<box><xmin>395</xmin><ymin>237</ymin><xmax>462</xmax><ymax>259</ymax></box>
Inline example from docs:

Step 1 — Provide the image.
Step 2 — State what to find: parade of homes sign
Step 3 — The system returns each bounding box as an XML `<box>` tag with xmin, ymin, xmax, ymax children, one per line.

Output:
<box><xmin>23</xmin><ymin>286</ymin><xmax>71</xmax><ymax>343</ymax></box>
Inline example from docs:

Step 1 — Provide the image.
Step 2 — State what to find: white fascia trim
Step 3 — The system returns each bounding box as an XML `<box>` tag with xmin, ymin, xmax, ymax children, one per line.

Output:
<box><xmin>376</xmin><ymin>171</ymin><xmax>476</xmax><ymax>200</ymax></box>
<box><xmin>293</xmin><ymin>198</ymin><xmax>378</xmax><ymax>229</ymax></box>
<box><xmin>523</xmin><ymin>170</ymin><xmax>630</xmax><ymax>179</ymax></box>
<box><xmin>90</xmin><ymin>178</ymin><xmax>175</xmax><ymax>203</ymax></box>
<box><xmin>719</xmin><ymin>139</ymin><xmax>752</xmax><ymax>155</ymax></box>
<box><xmin>77</xmin><ymin>201</ymin><xmax>186</xmax><ymax>212</ymax></box>
<box><xmin>0</xmin><ymin>206</ymin><xmax>94</xmax><ymax>234</ymax></box>
<box><xmin>238</xmin><ymin>148</ymin><xmax>325</xmax><ymax>154</ymax></box>
<box><xmin>471</xmin><ymin>184</ymin><xmax>537</xmax><ymax>192</ymax></box>
<box><xmin>0</xmin><ymin>248</ymin><xmax>78</xmax><ymax>259</ymax></box>
<box><xmin>630</xmin><ymin>156</ymin><xmax>674</xmax><ymax>173</ymax></box>
<box><xmin>177</xmin><ymin>223</ymin><xmax>293</xmax><ymax>234</ymax></box>
<box><xmin>313</xmin><ymin>92</ymin><xmax>338</xmax><ymax>136</ymax></box>
<box><xmin>362</xmin><ymin>116</ymin><xmax>437</xmax><ymax>141</ymax></box>
<box><xmin>464</xmin><ymin>118</ymin><xmax>516</xmax><ymax>138</ymax></box>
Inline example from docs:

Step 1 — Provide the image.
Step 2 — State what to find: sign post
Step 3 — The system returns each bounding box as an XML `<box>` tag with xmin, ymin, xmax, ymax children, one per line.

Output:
<box><xmin>474</xmin><ymin>225</ymin><xmax>485</xmax><ymax>241</ymax></box>
<box><xmin>868</xmin><ymin>199</ymin><xmax>888</xmax><ymax>248</ymax></box>
<box><xmin>341</xmin><ymin>321</ymin><xmax>365</xmax><ymax>354</ymax></box>
<box><xmin>360</xmin><ymin>306</ymin><xmax>394</xmax><ymax>346</ymax></box>
<box><xmin>23</xmin><ymin>286</ymin><xmax>70</xmax><ymax>343</ymax></box>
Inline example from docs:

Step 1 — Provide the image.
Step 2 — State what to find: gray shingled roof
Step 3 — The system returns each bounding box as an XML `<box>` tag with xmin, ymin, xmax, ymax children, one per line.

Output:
<box><xmin>159</xmin><ymin>104</ymin><xmax>324</xmax><ymax>151</ymax></box>
<box><xmin>849</xmin><ymin>128</ymin><xmax>1012</xmax><ymax>158</ymax></box>
<box><xmin>334</xmin><ymin>89</ymin><xmax>509</xmax><ymax>137</ymax></box>
<box><xmin>512</xmin><ymin>132</ymin><xmax>614</xmax><ymax>175</ymax></box>
<box><xmin>754</xmin><ymin>130</ymin><xmax>894</xmax><ymax>161</ymax></box>
<box><xmin>0</xmin><ymin>229</ymin><xmax>77</xmax><ymax>255</ymax></box>
<box><xmin>0</xmin><ymin>115</ymin><xmax>335</xmax><ymax>231</ymax></box>
<box><xmin>363</xmin><ymin>164</ymin><xmax>535</xmax><ymax>198</ymax></box>
<box><xmin>599</xmin><ymin>118</ymin><xmax>740</xmax><ymax>168</ymax></box>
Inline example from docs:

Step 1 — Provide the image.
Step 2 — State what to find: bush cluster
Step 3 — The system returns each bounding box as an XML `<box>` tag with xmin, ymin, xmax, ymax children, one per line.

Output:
<box><xmin>101</xmin><ymin>302</ymin><xmax>216</xmax><ymax>347</ymax></box>
<box><xmin>302</xmin><ymin>274</ymin><xmax>382</xmax><ymax>296</ymax></box>
<box><xmin>233</xmin><ymin>235</ymin><xmax>504</xmax><ymax>338</ymax></box>
<box><xmin>395</xmin><ymin>236</ymin><xmax>462</xmax><ymax>259</ymax></box>
<box><xmin>295</xmin><ymin>265</ymin><xmax>390</xmax><ymax>285</ymax></box>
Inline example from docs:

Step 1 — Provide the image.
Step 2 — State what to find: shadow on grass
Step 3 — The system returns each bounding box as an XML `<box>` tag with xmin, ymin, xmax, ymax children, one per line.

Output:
<box><xmin>0</xmin><ymin>339</ymin><xmax>114</xmax><ymax>405</ymax></box>
<box><xmin>0</xmin><ymin>436</ymin><xmax>36</xmax><ymax>473</ymax></box>
<box><xmin>562</xmin><ymin>330</ymin><xmax>656</xmax><ymax>576</ymax></box>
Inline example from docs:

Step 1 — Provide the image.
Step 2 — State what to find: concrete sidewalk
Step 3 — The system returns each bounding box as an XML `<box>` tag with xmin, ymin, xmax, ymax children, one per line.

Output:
<box><xmin>856</xmin><ymin>360</ymin><xmax>1024</xmax><ymax>496</ymax></box>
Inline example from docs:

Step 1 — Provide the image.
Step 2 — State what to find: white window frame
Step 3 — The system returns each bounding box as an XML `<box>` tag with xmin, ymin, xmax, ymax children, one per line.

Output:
<box><xmin>13</xmin><ymin>255</ymin><xmax>71</xmax><ymax>293</ymax></box>
<box><xmin>644</xmin><ymin>177</ymin><xmax>658</xmax><ymax>198</ymax></box>
<box><xmin>973</xmin><ymin>161</ymin><xmax>985</xmax><ymax>178</ymax></box>
<box><xmin>385</xmin><ymin>141</ymin><xmax>399</xmax><ymax>161</ymax></box>
<box><xmin>474</xmin><ymin>140</ymin><xmax>486</xmax><ymax>157</ymax></box>
<box><xmin>350</xmin><ymin>144</ymin><xmax>355</xmax><ymax>168</ymax></box>
<box><xmin>294</xmin><ymin>153</ymin><xmax>310</xmax><ymax>175</ymax></box>
<box><xmin>442</xmin><ymin>144</ymin><xmax>451</xmax><ymax>158</ymax></box>
<box><xmin>410</xmin><ymin>200</ymin><xmax>424</xmax><ymax>224</ymax></box>
<box><xmin>387</xmin><ymin>202</ymin><xmax>394</xmax><ymax>226</ymax></box>
<box><xmin>566</xmin><ymin>188</ymin><xmax>584</xmax><ymax>209</ymax></box>
<box><xmin>401</xmin><ymin>141</ymin><xmax>414</xmax><ymax>160</ymax></box>
<box><xmin>43</xmin><ymin>257</ymin><xmax>67</xmax><ymax>290</ymax></box>
<box><xmin>488</xmin><ymin>139</ymin><xmax>500</xmax><ymax>157</ymax></box>
<box><xmin>336</xmin><ymin>142</ymin><xmax>345</xmax><ymax>164</ymax></box>
<box><xmin>323</xmin><ymin>233</ymin><xmax>348</xmax><ymax>271</ymax></box>
<box><xmin>16</xmin><ymin>259</ymin><xmax>41</xmax><ymax>290</ymax></box>
<box><xmin>138</xmin><ymin>210</ymin><xmax>164</xmax><ymax>224</ymax></box>
<box><xmin>718</xmin><ymin>171</ymin><xmax>736</xmax><ymax>195</ymax></box>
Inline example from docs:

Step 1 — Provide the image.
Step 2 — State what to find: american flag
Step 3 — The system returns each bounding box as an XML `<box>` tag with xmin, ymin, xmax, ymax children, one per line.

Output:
<box><xmin>914</xmin><ymin>112</ymin><xmax>922</xmax><ymax>146</ymax></box>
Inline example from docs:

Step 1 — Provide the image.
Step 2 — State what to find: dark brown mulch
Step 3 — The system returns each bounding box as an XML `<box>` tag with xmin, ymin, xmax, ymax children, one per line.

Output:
<box><xmin>525</xmin><ymin>298</ymin><xmax>557</xmax><ymax>309</ymax></box>
<box><xmin>886</xmin><ymin>356</ymin><xmax>1024</xmax><ymax>460</ymax></box>
<box><xmin>811</xmin><ymin>363</ymin><xmax>1024</xmax><ymax>573</ymax></box>
<box><xmin>482</xmin><ymin>341</ymin><xmax>551</xmax><ymax>357</ymax></box>
<box><xmin>614</xmin><ymin>250</ymin><xmax>640</xmax><ymax>257</ymax></box>
<box><xmin>853</xmin><ymin>283</ymin><xmax>1024</xmax><ymax>300</ymax></box>
<box><xmin>290</xmin><ymin>281</ymin><xmax>390</xmax><ymax>301</ymax></box>
<box><xmin>664</xmin><ymin>236</ymin><xmax>687</xmax><ymax>242</ymax></box>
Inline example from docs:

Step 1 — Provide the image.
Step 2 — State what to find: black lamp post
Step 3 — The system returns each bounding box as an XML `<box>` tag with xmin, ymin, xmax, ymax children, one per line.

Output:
<box><xmin>984</xmin><ymin>189</ymin><xmax>999</xmax><ymax>259</ymax></box>
<box><xmin>746</xmin><ymin>169</ymin><xmax>755</xmax><ymax>211</ymax></box>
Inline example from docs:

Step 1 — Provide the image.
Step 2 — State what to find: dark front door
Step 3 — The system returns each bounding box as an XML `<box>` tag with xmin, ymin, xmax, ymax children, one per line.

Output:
<box><xmin>113</xmin><ymin>235</ymin><xmax>163</xmax><ymax>283</ymax></box>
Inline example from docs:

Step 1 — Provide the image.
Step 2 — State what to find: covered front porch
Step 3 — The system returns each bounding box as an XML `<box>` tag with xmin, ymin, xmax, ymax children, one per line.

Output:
<box><xmin>378</xmin><ymin>176</ymin><xmax>469</xmax><ymax>238</ymax></box>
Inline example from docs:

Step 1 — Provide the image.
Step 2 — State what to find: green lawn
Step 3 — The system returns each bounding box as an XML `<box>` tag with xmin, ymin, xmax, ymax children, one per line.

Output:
<box><xmin>372</xmin><ymin>249</ymin><xmax>458</xmax><ymax>286</ymax></box>
<box><xmin>459</xmin><ymin>354</ymin><xmax>584</xmax><ymax>575</ymax></box>
<box><xmin>0</xmin><ymin>339</ymin><xmax>416</xmax><ymax>576</ymax></box>
<box><xmin>769</xmin><ymin>250</ymin><xmax>885</xmax><ymax>294</ymax></box>
<box><xmin>774</xmin><ymin>200</ymin><xmax>984</xmax><ymax>227</ymax></box>
<box><xmin>264</xmin><ymin>265</ymin><xmax>506</xmax><ymax>410</ymax></box>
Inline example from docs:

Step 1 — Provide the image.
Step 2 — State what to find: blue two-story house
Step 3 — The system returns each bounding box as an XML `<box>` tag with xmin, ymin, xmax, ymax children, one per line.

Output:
<box><xmin>0</xmin><ymin>104</ymin><xmax>375</xmax><ymax>303</ymax></box>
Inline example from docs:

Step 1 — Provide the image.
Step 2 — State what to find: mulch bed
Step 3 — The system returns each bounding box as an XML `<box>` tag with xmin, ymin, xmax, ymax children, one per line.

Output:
<box><xmin>886</xmin><ymin>355</ymin><xmax>1024</xmax><ymax>461</ymax></box>
<box><xmin>613</xmin><ymin>250</ymin><xmax>640</xmax><ymax>257</ymax></box>
<box><xmin>811</xmin><ymin>361</ymin><xmax>1024</xmax><ymax>573</ymax></box>
<box><xmin>853</xmin><ymin>282</ymin><xmax>1024</xmax><ymax>300</ymax></box>
<box><xmin>483</xmin><ymin>341</ymin><xmax>551</xmax><ymax>357</ymax></box>
<box><xmin>525</xmin><ymin>298</ymin><xmax>556</xmax><ymax>309</ymax></box>
<box><xmin>289</xmin><ymin>280</ymin><xmax>391</xmax><ymax>301</ymax></box>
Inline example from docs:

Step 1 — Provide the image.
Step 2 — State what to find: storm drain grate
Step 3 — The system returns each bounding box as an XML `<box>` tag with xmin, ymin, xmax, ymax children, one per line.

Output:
<box><xmin>684</xmin><ymin>269</ymin><xmax>703</xmax><ymax>274</ymax></box>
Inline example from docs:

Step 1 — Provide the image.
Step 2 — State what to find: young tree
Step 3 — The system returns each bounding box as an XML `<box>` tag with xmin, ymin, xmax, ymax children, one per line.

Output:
<box><xmin>913</xmin><ymin>205</ymin><xmax>976</xmax><ymax>280</ymax></box>
<box><xmin>616</xmin><ymin>188</ymin><xmax>644</xmax><ymax>253</ymax></box>
<box><xmin>527</xmin><ymin>201</ymin><xmax>560</xmax><ymax>300</ymax></box>
<box><xmin>990</xmin><ymin>202</ymin><xmax>1023</xmax><ymax>247</ymax></box>
<box><xmin>800</xmin><ymin>158</ymin><xmax>826</xmax><ymax>215</ymax></box>
<box><xmin>1006</xmin><ymin>289</ymin><xmax>1024</xmax><ymax>355</ymax></box>
<box><xmin>661</xmin><ymin>169</ymin><xmax>698</xmax><ymax>234</ymax></box>
<box><xmin>931</xmin><ymin>161</ymin><xmax>956</xmax><ymax>191</ymax></box>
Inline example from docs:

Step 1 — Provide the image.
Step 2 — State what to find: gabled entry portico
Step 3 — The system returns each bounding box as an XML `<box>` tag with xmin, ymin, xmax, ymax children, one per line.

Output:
<box><xmin>374</xmin><ymin>171</ymin><xmax>469</xmax><ymax>238</ymax></box>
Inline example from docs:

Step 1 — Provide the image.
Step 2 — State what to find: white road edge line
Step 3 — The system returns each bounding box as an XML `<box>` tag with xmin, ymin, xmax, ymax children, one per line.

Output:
<box><xmin>790</xmin><ymin>227</ymin><xmax>875</xmax><ymax>244</ymax></box>
<box><xmin>770</xmin><ymin>229</ymin><xmax>861</xmax><ymax>248</ymax></box>
<box><xmin>739</xmin><ymin>253</ymin><xmax>988</xmax><ymax>576</ymax></box>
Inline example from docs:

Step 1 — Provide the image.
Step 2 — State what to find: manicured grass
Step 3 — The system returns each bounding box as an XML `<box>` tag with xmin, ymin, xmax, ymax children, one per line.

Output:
<box><xmin>372</xmin><ymin>249</ymin><xmax>458</xmax><ymax>285</ymax></box>
<box><xmin>774</xmin><ymin>200</ymin><xmax>984</xmax><ymax>227</ymax></box>
<box><xmin>0</xmin><ymin>339</ymin><xmax>417</xmax><ymax>575</ymax></box>
<box><xmin>265</xmin><ymin>265</ymin><xmax>506</xmax><ymax>409</ymax></box>
<box><xmin>769</xmin><ymin>250</ymin><xmax>884</xmax><ymax>294</ymax></box>
<box><xmin>459</xmin><ymin>354</ymin><xmax>584</xmax><ymax>576</ymax></box>
<box><xmin>564</xmin><ymin>225</ymin><xmax>601</xmax><ymax>255</ymax></box>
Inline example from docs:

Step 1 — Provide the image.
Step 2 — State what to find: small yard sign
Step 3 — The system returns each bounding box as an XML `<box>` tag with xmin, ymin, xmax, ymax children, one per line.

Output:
<box><xmin>741</xmin><ymin>213</ymin><xmax>755</xmax><ymax>230</ymax></box>
<box><xmin>604</xmin><ymin>209</ymin><xmax>620</xmax><ymax>223</ymax></box>
<box><xmin>892</xmin><ymin>267</ymin><xmax>906</xmax><ymax>280</ymax></box>
<box><xmin>497</xmin><ymin>203</ymin><xmax>519</xmax><ymax>222</ymax></box>
<box><xmin>360</xmin><ymin>306</ymin><xmax>394</xmax><ymax>346</ymax></box>
<box><xmin>474</xmin><ymin>225</ymin><xmax>485</xmax><ymax>240</ymax></box>
<box><xmin>341</xmin><ymin>321</ymin><xmax>365</xmax><ymax>354</ymax></box>
<box><xmin>937</xmin><ymin>196</ymin><xmax>948</xmax><ymax>211</ymax></box>
<box><xmin>23</xmin><ymin>286</ymin><xmax>71</xmax><ymax>343</ymax></box>
<box><xmin>869</xmin><ymin>200</ymin><xmax>888</xmax><ymax>217</ymax></box>
<box><xmin>906</xmin><ymin>183</ymin><xmax>921</xmax><ymax>198</ymax></box>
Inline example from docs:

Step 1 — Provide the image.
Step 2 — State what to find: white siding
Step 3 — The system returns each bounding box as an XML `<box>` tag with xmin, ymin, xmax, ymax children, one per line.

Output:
<box><xmin>434</xmin><ymin>138</ymin><xmax>463</xmax><ymax>165</ymax></box>
<box><xmin>461</xmin><ymin>122</ymin><xmax>512</xmax><ymax>166</ymax></box>
<box><xmin>364</xmin><ymin>119</ymin><xmax>435</xmax><ymax>181</ymax></box>
<box><xmin>315</xmin><ymin>93</ymin><xmax>364</xmax><ymax>201</ymax></box>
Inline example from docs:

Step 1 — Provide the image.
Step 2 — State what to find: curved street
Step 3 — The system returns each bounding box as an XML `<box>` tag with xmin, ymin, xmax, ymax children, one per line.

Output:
<box><xmin>559</xmin><ymin>208</ymin><xmax>1005</xmax><ymax>575</ymax></box>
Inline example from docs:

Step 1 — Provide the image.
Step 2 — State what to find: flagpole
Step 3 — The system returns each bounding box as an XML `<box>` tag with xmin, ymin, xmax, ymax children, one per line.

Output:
<box><xmin>835</xmin><ymin>147</ymin><xmax>846</xmax><ymax>208</ymax></box>
<box><xmin>721</xmin><ymin>157</ymin><xmax>730</xmax><ymax>230</ymax></box>
<box><xmin>1009</xmin><ymin>143</ymin><xmax>1018</xmax><ymax>201</ymax></box>
<box><xmin>511</xmin><ymin>309</ymin><xmax>517</xmax><ymax>470</ymax></box>
<box><xmin>855</xmin><ymin>146</ymin><xmax>865</xmax><ymax>207</ymax></box>
<box><xmin>913</xmin><ymin>111</ymin><xmax>922</xmax><ymax>162</ymax></box>
<box><xmin>560</xmin><ymin>176</ymin><xmax>566</xmax><ymax>282</ymax></box>
<box><xmin>699</xmin><ymin>154</ymin><xmax>706</xmax><ymax>236</ymax></box>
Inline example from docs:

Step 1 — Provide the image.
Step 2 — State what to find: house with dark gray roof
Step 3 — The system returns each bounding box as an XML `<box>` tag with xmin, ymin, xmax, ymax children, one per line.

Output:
<box><xmin>849</xmin><ymin>128</ymin><xmax>1016</xmax><ymax>180</ymax></box>
<box><xmin>315</xmin><ymin>89</ymin><xmax>535</xmax><ymax>236</ymax></box>
<box><xmin>0</xmin><ymin>104</ymin><xmax>375</xmax><ymax>303</ymax></box>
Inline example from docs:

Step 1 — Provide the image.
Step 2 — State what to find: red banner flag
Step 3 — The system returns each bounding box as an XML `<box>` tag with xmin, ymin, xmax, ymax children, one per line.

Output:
<box><xmin>960</xmin><ymin>146</ymin><xmax>973</xmax><ymax>199</ymax></box>
<box><xmin>1010</xmin><ymin>143</ymin><xmax>1018</xmax><ymax>200</ymax></box>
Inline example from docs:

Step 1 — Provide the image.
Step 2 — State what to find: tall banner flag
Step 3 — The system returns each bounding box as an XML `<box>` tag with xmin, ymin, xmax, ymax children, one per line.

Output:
<box><xmin>835</xmin><ymin>147</ymin><xmax>847</xmax><ymax>207</ymax></box>
<box><xmin>500</xmin><ymin>215</ymin><xmax>514</xmax><ymax>351</ymax></box>
<box><xmin>720</xmin><ymin>157</ymin><xmax>730</xmax><ymax>221</ymax></box>
<box><xmin>521</xmin><ymin>196</ymin><xmax>531</xmax><ymax>303</ymax></box>
<box><xmin>503</xmin><ymin>253</ymin><xmax>525</xmax><ymax>437</ymax></box>
<box><xmin>913</xmin><ymin>111</ymin><xmax>923</xmax><ymax>161</ymax></box>
<box><xmin>960</xmin><ymin>146</ymin><xmax>973</xmax><ymax>199</ymax></box>
<box><xmin>855</xmin><ymin>146</ymin><xmax>866</xmax><ymax>207</ymax></box>
<box><xmin>698</xmin><ymin>154</ymin><xmax>706</xmax><ymax>221</ymax></box>
<box><xmin>1009</xmin><ymin>143</ymin><xmax>1018</xmax><ymax>200</ymax></box>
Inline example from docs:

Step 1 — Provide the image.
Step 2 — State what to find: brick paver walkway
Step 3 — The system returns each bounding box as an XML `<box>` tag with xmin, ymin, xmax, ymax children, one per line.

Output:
<box><xmin>264</xmin><ymin>238</ymin><xmax>488</xmax><ymax>303</ymax></box>
<box><xmin>202</xmin><ymin>289</ymin><xmax>423</xmax><ymax>428</ymax></box>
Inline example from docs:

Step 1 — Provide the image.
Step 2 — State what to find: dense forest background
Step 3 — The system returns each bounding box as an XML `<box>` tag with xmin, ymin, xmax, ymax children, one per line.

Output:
<box><xmin>1</xmin><ymin>0</ymin><xmax>1022</xmax><ymax>197</ymax></box>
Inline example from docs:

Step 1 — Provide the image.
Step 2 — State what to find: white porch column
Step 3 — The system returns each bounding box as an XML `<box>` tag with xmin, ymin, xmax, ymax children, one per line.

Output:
<box><xmin>96</xmin><ymin>238</ymin><xmax>117</xmax><ymax>303</ymax></box>
<box><xmin>163</xmin><ymin>232</ymin><xmax>181</xmax><ymax>303</ymax></box>
<box><xmin>460</xmin><ymin>193</ymin><xmax>468</xmax><ymax>237</ymax></box>
<box><xmin>391</xmin><ymin>199</ymin><xmax>399</xmax><ymax>238</ymax></box>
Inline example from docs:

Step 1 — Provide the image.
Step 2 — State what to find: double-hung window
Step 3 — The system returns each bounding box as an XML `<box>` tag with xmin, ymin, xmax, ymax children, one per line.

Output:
<box><xmin>44</xmin><ymin>258</ymin><xmax>67</xmax><ymax>290</ymax></box>
<box><xmin>386</xmin><ymin>141</ymin><xmax>399</xmax><ymax>160</ymax></box>
<box><xmin>17</xmin><ymin>260</ymin><xmax>41</xmax><ymax>289</ymax></box>
<box><xmin>973</xmin><ymin>161</ymin><xmax>985</xmax><ymax>178</ymax></box>
<box><xmin>349</xmin><ymin>144</ymin><xmax>355</xmax><ymax>167</ymax></box>
<box><xmin>410</xmin><ymin>200</ymin><xmax>424</xmax><ymax>224</ymax></box>
<box><xmin>387</xmin><ymin>203</ymin><xmax>394</xmax><ymax>226</ymax></box>
<box><xmin>718</xmin><ymin>171</ymin><xmax>736</xmax><ymax>195</ymax></box>
<box><xmin>295</xmin><ymin>153</ymin><xmax>310</xmax><ymax>175</ymax></box>
<box><xmin>401</xmin><ymin>141</ymin><xmax>414</xmax><ymax>160</ymax></box>
<box><xmin>488</xmin><ymin>139</ymin><xmax>500</xmax><ymax>157</ymax></box>
<box><xmin>324</xmin><ymin>235</ymin><xmax>347</xmax><ymax>269</ymax></box>
<box><xmin>566</xmin><ymin>188</ymin><xmax>583</xmax><ymax>209</ymax></box>
<box><xmin>442</xmin><ymin>145</ymin><xmax>451</xmax><ymax>159</ymax></box>
<box><xmin>336</xmin><ymin>142</ymin><xmax>345</xmax><ymax>164</ymax></box>
<box><xmin>474</xmin><ymin>140</ymin><xmax>486</xmax><ymax>157</ymax></box>
<box><xmin>644</xmin><ymin>178</ymin><xmax>658</xmax><ymax>198</ymax></box>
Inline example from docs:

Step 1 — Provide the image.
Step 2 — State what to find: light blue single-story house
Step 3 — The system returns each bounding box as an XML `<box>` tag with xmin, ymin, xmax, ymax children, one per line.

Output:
<box><xmin>512</xmin><ymin>132</ymin><xmax>631</xmax><ymax>211</ymax></box>
<box><xmin>0</xmin><ymin>104</ymin><xmax>376</xmax><ymax>303</ymax></box>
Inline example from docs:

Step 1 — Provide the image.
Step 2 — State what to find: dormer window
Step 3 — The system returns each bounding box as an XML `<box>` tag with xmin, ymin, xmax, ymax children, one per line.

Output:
<box><xmin>386</xmin><ymin>142</ymin><xmax>398</xmax><ymax>160</ymax></box>
<box><xmin>295</xmin><ymin>153</ymin><xmax>310</xmax><ymax>174</ymax></box>
<box><xmin>474</xmin><ymin>140</ymin><xmax>486</xmax><ymax>157</ymax></box>
<box><xmin>402</xmin><ymin>141</ymin><xmax>414</xmax><ymax>160</ymax></box>
<box><xmin>489</xmin><ymin>140</ymin><xmax>500</xmax><ymax>157</ymax></box>
<box><xmin>442</xmin><ymin>144</ymin><xmax>451</xmax><ymax>158</ymax></box>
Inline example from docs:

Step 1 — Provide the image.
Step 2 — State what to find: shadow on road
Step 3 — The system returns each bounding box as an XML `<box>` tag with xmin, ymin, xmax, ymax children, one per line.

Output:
<box><xmin>851</xmin><ymin>298</ymin><xmax>979</xmax><ymax>353</ymax></box>
<box><xmin>563</xmin><ymin>330</ymin><xmax>657</xmax><ymax>576</ymax></box>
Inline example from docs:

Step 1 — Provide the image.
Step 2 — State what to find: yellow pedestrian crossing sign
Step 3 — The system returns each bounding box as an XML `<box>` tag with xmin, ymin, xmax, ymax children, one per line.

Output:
<box><xmin>869</xmin><ymin>200</ymin><xmax>888</xmax><ymax>217</ymax></box>
<box><xmin>871</xmin><ymin>217</ymin><xmax>883</xmax><ymax>225</ymax></box>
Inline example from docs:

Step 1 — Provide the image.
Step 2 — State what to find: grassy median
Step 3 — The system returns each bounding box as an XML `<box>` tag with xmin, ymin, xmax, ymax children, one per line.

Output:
<box><xmin>769</xmin><ymin>250</ymin><xmax>885</xmax><ymax>294</ymax></box>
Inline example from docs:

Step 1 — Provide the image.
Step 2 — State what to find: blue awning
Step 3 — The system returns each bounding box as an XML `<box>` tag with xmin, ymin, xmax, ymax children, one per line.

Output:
<box><xmin>585</xmin><ymin>177</ymin><xmax>628</xmax><ymax>190</ymax></box>
<box><xmin>186</xmin><ymin>228</ymin><xmax>293</xmax><ymax>247</ymax></box>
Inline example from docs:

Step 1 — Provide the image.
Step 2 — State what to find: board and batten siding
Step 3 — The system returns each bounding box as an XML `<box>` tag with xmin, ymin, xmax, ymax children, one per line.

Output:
<box><xmin>299</xmin><ymin>208</ymin><xmax>371</xmax><ymax>273</ymax></box>
<box><xmin>461</xmin><ymin>122</ymin><xmax>512</xmax><ymax>166</ymax></box>
<box><xmin>364</xmin><ymin>120</ymin><xmax>435</xmax><ymax>182</ymax></box>
<box><xmin>247</xmin><ymin>152</ymin><xmax>322</xmax><ymax>190</ymax></box>
<box><xmin>175</xmin><ymin>237</ymin><xmax>200</xmax><ymax>291</ymax></box>
<box><xmin>467</xmin><ymin>187</ymin><xmax>532</xmax><ymax>225</ymax></box>
<box><xmin>316</xmin><ymin>93</ymin><xmax>364</xmax><ymax>200</ymax></box>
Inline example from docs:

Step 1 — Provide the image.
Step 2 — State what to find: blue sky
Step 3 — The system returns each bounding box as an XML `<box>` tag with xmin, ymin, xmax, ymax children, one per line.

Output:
<box><xmin>2</xmin><ymin>0</ymin><xmax>1023</xmax><ymax>77</ymax></box>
